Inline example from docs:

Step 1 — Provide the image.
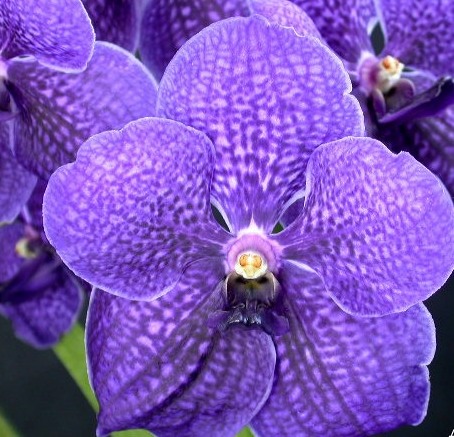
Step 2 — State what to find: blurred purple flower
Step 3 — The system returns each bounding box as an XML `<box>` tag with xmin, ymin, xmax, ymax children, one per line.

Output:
<box><xmin>291</xmin><ymin>0</ymin><xmax>454</xmax><ymax>193</ymax></box>
<box><xmin>0</xmin><ymin>181</ymin><xmax>84</xmax><ymax>348</ymax></box>
<box><xmin>0</xmin><ymin>0</ymin><xmax>157</xmax><ymax>223</ymax></box>
<box><xmin>43</xmin><ymin>17</ymin><xmax>454</xmax><ymax>436</ymax></box>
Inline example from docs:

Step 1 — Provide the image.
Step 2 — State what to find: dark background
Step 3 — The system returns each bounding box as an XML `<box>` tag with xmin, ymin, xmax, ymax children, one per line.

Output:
<box><xmin>0</xmin><ymin>277</ymin><xmax>453</xmax><ymax>437</ymax></box>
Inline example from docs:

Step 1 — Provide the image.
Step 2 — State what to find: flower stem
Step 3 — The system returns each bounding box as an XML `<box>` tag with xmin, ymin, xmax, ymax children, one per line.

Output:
<box><xmin>0</xmin><ymin>408</ymin><xmax>20</xmax><ymax>437</ymax></box>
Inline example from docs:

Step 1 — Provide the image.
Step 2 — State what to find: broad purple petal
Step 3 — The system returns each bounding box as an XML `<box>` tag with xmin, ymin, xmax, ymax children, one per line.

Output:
<box><xmin>82</xmin><ymin>0</ymin><xmax>139</xmax><ymax>51</ymax></box>
<box><xmin>276</xmin><ymin>137</ymin><xmax>454</xmax><ymax>316</ymax></box>
<box><xmin>87</xmin><ymin>260</ymin><xmax>275</xmax><ymax>436</ymax></box>
<box><xmin>157</xmin><ymin>16</ymin><xmax>363</xmax><ymax>233</ymax></box>
<box><xmin>0</xmin><ymin>265</ymin><xmax>83</xmax><ymax>348</ymax></box>
<box><xmin>252</xmin><ymin>264</ymin><xmax>434</xmax><ymax>436</ymax></box>
<box><xmin>139</xmin><ymin>0</ymin><xmax>249</xmax><ymax>79</ymax></box>
<box><xmin>381</xmin><ymin>0</ymin><xmax>454</xmax><ymax>76</ymax></box>
<box><xmin>379</xmin><ymin>106</ymin><xmax>454</xmax><ymax>195</ymax></box>
<box><xmin>0</xmin><ymin>221</ymin><xmax>24</xmax><ymax>282</ymax></box>
<box><xmin>7</xmin><ymin>42</ymin><xmax>157</xmax><ymax>178</ymax></box>
<box><xmin>1</xmin><ymin>0</ymin><xmax>94</xmax><ymax>72</ymax></box>
<box><xmin>0</xmin><ymin>122</ymin><xmax>36</xmax><ymax>223</ymax></box>
<box><xmin>248</xmin><ymin>0</ymin><xmax>321</xmax><ymax>38</ymax></box>
<box><xmin>290</xmin><ymin>0</ymin><xmax>378</xmax><ymax>62</ymax></box>
<box><xmin>44</xmin><ymin>117</ymin><xmax>229</xmax><ymax>301</ymax></box>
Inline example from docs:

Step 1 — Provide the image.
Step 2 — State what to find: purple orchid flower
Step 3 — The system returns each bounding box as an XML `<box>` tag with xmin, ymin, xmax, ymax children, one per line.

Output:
<box><xmin>42</xmin><ymin>17</ymin><xmax>454</xmax><ymax>436</ymax></box>
<box><xmin>290</xmin><ymin>0</ymin><xmax>454</xmax><ymax>193</ymax></box>
<box><xmin>0</xmin><ymin>0</ymin><xmax>157</xmax><ymax>223</ymax></box>
<box><xmin>139</xmin><ymin>0</ymin><xmax>319</xmax><ymax>80</ymax></box>
<box><xmin>81</xmin><ymin>0</ymin><xmax>141</xmax><ymax>51</ymax></box>
<box><xmin>0</xmin><ymin>181</ymin><xmax>84</xmax><ymax>348</ymax></box>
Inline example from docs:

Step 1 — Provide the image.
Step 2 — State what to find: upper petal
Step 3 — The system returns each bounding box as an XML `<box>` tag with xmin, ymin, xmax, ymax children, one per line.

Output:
<box><xmin>7</xmin><ymin>41</ymin><xmax>157</xmax><ymax>178</ymax></box>
<box><xmin>87</xmin><ymin>260</ymin><xmax>275</xmax><ymax>436</ymax></box>
<box><xmin>139</xmin><ymin>0</ymin><xmax>249</xmax><ymax>79</ymax></box>
<box><xmin>252</xmin><ymin>263</ymin><xmax>435</xmax><ymax>436</ymax></box>
<box><xmin>0</xmin><ymin>0</ymin><xmax>94</xmax><ymax>72</ymax></box>
<box><xmin>0</xmin><ymin>122</ymin><xmax>36</xmax><ymax>223</ymax></box>
<box><xmin>380</xmin><ymin>0</ymin><xmax>454</xmax><ymax>76</ymax></box>
<box><xmin>43</xmin><ymin>117</ymin><xmax>229</xmax><ymax>301</ymax></box>
<box><xmin>81</xmin><ymin>0</ymin><xmax>139</xmax><ymax>52</ymax></box>
<box><xmin>157</xmin><ymin>16</ymin><xmax>363</xmax><ymax>233</ymax></box>
<box><xmin>276</xmin><ymin>137</ymin><xmax>454</xmax><ymax>316</ymax></box>
<box><xmin>290</xmin><ymin>0</ymin><xmax>378</xmax><ymax>62</ymax></box>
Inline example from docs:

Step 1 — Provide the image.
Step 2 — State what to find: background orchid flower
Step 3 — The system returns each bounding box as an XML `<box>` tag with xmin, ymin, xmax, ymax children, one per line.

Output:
<box><xmin>0</xmin><ymin>181</ymin><xmax>84</xmax><ymax>348</ymax></box>
<box><xmin>0</xmin><ymin>0</ymin><xmax>157</xmax><ymax>224</ymax></box>
<box><xmin>42</xmin><ymin>17</ymin><xmax>454</xmax><ymax>436</ymax></box>
<box><xmin>81</xmin><ymin>0</ymin><xmax>141</xmax><ymax>52</ymax></box>
<box><xmin>290</xmin><ymin>0</ymin><xmax>454</xmax><ymax>193</ymax></box>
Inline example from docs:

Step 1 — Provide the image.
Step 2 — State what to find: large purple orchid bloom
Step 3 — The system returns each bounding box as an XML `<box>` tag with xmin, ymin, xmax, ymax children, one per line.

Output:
<box><xmin>42</xmin><ymin>17</ymin><xmax>454</xmax><ymax>436</ymax></box>
<box><xmin>0</xmin><ymin>0</ymin><xmax>157</xmax><ymax>224</ymax></box>
<box><xmin>290</xmin><ymin>0</ymin><xmax>454</xmax><ymax>193</ymax></box>
<box><xmin>0</xmin><ymin>181</ymin><xmax>84</xmax><ymax>348</ymax></box>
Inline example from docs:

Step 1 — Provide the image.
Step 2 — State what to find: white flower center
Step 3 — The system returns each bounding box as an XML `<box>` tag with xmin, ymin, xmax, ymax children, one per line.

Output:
<box><xmin>376</xmin><ymin>55</ymin><xmax>404</xmax><ymax>93</ymax></box>
<box><xmin>234</xmin><ymin>251</ymin><xmax>268</xmax><ymax>279</ymax></box>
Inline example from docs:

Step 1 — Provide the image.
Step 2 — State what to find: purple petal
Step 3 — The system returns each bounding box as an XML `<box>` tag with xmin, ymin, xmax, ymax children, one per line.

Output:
<box><xmin>0</xmin><ymin>122</ymin><xmax>36</xmax><ymax>223</ymax></box>
<box><xmin>157</xmin><ymin>16</ymin><xmax>363</xmax><ymax>233</ymax></box>
<box><xmin>1</xmin><ymin>0</ymin><xmax>94</xmax><ymax>72</ymax></box>
<box><xmin>381</xmin><ymin>0</ymin><xmax>454</xmax><ymax>76</ymax></box>
<box><xmin>7</xmin><ymin>41</ymin><xmax>157</xmax><ymax>178</ymax></box>
<box><xmin>87</xmin><ymin>260</ymin><xmax>275</xmax><ymax>436</ymax></box>
<box><xmin>379</xmin><ymin>106</ymin><xmax>454</xmax><ymax>195</ymax></box>
<box><xmin>139</xmin><ymin>0</ymin><xmax>249</xmax><ymax>79</ymax></box>
<box><xmin>43</xmin><ymin>117</ymin><xmax>229</xmax><ymax>301</ymax></box>
<box><xmin>275</xmin><ymin>137</ymin><xmax>454</xmax><ymax>316</ymax></box>
<box><xmin>0</xmin><ymin>265</ymin><xmax>83</xmax><ymax>348</ymax></box>
<box><xmin>23</xmin><ymin>179</ymin><xmax>47</xmax><ymax>229</ymax></box>
<box><xmin>81</xmin><ymin>0</ymin><xmax>139</xmax><ymax>51</ymax></box>
<box><xmin>252</xmin><ymin>263</ymin><xmax>434</xmax><ymax>436</ymax></box>
<box><xmin>248</xmin><ymin>0</ymin><xmax>321</xmax><ymax>38</ymax></box>
<box><xmin>0</xmin><ymin>221</ymin><xmax>24</xmax><ymax>282</ymax></box>
<box><xmin>290</xmin><ymin>0</ymin><xmax>378</xmax><ymax>62</ymax></box>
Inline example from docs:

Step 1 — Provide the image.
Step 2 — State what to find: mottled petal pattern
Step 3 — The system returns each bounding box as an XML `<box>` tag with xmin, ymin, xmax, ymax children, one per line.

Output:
<box><xmin>0</xmin><ymin>0</ymin><xmax>94</xmax><ymax>72</ymax></box>
<box><xmin>44</xmin><ymin>118</ymin><xmax>229</xmax><ymax>301</ymax></box>
<box><xmin>381</xmin><ymin>0</ymin><xmax>454</xmax><ymax>76</ymax></box>
<box><xmin>139</xmin><ymin>0</ymin><xmax>249</xmax><ymax>79</ymax></box>
<box><xmin>0</xmin><ymin>221</ymin><xmax>24</xmax><ymax>282</ymax></box>
<box><xmin>87</xmin><ymin>261</ymin><xmax>275</xmax><ymax>436</ymax></box>
<box><xmin>276</xmin><ymin>137</ymin><xmax>454</xmax><ymax>316</ymax></box>
<box><xmin>82</xmin><ymin>0</ymin><xmax>139</xmax><ymax>51</ymax></box>
<box><xmin>158</xmin><ymin>16</ymin><xmax>363</xmax><ymax>232</ymax></box>
<box><xmin>7</xmin><ymin>42</ymin><xmax>157</xmax><ymax>178</ymax></box>
<box><xmin>290</xmin><ymin>0</ymin><xmax>378</xmax><ymax>62</ymax></box>
<box><xmin>248</xmin><ymin>0</ymin><xmax>321</xmax><ymax>38</ymax></box>
<box><xmin>252</xmin><ymin>264</ymin><xmax>434</xmax><ymax>437</ymax></box>
<box><xmin>0</xmin><ymin>123</ymin><xmax>36</xmax><ymax>223</ymax></box>
<box><xmin>0</xmin><ymin>266</ymin><xmax>83</xmax><ymax>348</ymax></box>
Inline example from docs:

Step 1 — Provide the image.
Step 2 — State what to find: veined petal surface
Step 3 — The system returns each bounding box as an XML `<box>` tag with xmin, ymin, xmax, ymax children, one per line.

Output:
<box><xmin>0</xmin><ymin>0</ymin><xmax>94</xmax><ymax>72</ymax></box>
<box><xmin>276</xmin><ymin>137</ymin><xmax>454</xmax><ymax>316</ymax></box>
<box><xmin>87</xmin><ymin>260</ymin><xmax>275</xmax><ymax>436</ymax></box>
<box><xmin>290</xmin><ymin>0</ymin><xmax>378</xmax><ymax>62</ymax></box>
<box><xmin>158</xmin><ymin>16</ymin><xmax>363</xmax><ymax>232</ymax></box>
<box><xmin>0</xmin><ymin>122</ymin><xmax>36</xmax><ymax>223</ymax></box>
<box><xmin>7</xmin><ymin>42</ymin><xmax>157</xmax><ymax>178</ymax></box>
<box><xmin>252</xmin><ymin>264</ymin><xmax>434</xmax><ymax>436</ymax></box>
<box><xmin>82</xmin><ymin>0</ymin><xmax>139</xmax><ymax>51</ymax></box>
<box><xmin>139</xmin><ymin>0</ymin><xmax>249</xmax><ymax>79</ymax></box>
<box><xmin>381</xmin><ymin>0</ymin><xmax>454</xmax><ymax>76</ymax></box>
<box><xmin>44</xmin><ymin>118</ymin><xmax>228</xmax><ymax>301</ymax></box>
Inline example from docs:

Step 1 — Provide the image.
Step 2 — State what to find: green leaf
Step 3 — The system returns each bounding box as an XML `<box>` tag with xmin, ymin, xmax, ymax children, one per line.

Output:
<box><xmin>0</xmin><ymin>408</ymin><xmax>20</xmax><ymax>437</ymax></box>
